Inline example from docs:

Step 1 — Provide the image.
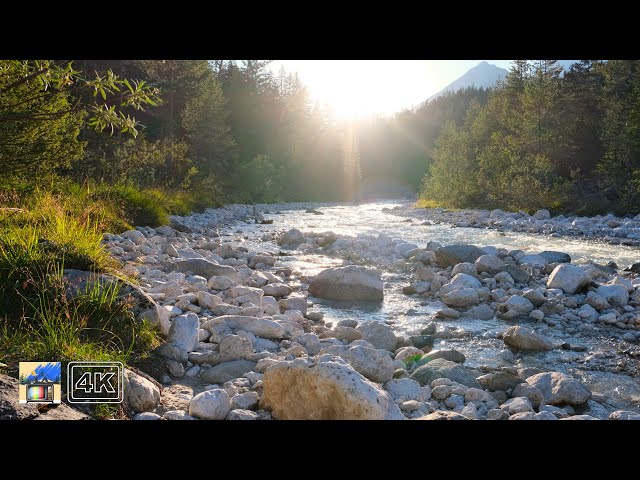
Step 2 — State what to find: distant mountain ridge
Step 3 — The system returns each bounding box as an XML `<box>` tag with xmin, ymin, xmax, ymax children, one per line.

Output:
<box><xmin>425</xmin><ymin>60</ymin><xmax>579</xmax><ymax>104</ymax></box>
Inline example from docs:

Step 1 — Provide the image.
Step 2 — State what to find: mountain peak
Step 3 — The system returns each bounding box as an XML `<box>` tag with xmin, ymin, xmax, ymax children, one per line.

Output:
<box><xmin>426</xmin><ymin>62</ymin><xmax>508</xmax><ymax>103</ymax></box>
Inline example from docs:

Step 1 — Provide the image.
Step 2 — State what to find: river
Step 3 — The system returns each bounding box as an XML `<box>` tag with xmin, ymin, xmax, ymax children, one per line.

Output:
<box><xmin>210</xmin><ymin>200</ymin><xmax>640</xmax><ymax>416</ymax></box>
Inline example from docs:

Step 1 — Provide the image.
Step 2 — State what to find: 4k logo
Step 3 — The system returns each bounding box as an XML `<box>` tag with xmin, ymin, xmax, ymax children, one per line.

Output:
<box><xmin>67</xmin><ymin>361</ymin><xmax>124</xmax><ymax>403</ymax></box>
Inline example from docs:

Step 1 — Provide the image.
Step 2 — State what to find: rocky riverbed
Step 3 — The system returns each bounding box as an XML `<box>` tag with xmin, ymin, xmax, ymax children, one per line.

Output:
<box><xmin>74</xmin><ymin>201</ymin><xmax>640</xmax><ymax>420</ymax></box>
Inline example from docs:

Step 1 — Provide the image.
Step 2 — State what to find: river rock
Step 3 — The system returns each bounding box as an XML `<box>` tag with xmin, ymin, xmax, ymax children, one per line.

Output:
<box><xmin>499</xmin><ymin>295</ymin><xmax>534</xmax><ymax>318</ymax></box>
<box><xmin>219</xmin><ymin>334</ymin><xmax>253</xmax><ymax>360</ymax></box>
<box><xmin>208</xmin><ymin>275</ymin><xmax>237</xmax><ymax>290</ymax></box>
<box><xmin>465</xmin><ymin>304</ymin><xmax>495</xmax><ymax>320</ymax></box>
<box><xmin>167</xmin><ymin>313</ymin><xmax>199</xmax><ymax>353</ymax></box>
<box><xmin>410</xmin><ymin>358</ymin><xmax>481</xmax><ymax>389</ymax></box>
<box><xmin>511</xmin><ymin>383</ymin><xmax>544</xmax><ymax>408</ymax></box>
<box><xmin>420</xmin><ymin>349</ymin><xmax>466</xmax><ymax>364</ymax></box>
<box><xmin>435</xmin><ymin>244</ymin><xmax>484</xmax><ymax>268</ymax></box>
<box><xmin>476</xmin><ymin>254</ymin><xmax>507</xmax><ymax>274</ymax></box>
<box><xmin>440</xmin><ymin>273</ymin><xmax>482</xmax><ymax>294</ymax></box>
<box><xmin>383</xmin><ymin>378</ymin><xmax>430</xmax><ymax>402</ymax></box>
<box><xmin>261</xmin><ymin>357</ymin><xmax>404</xmax><ymax>420</ymax></box>
<box><xmin>278</xmin><ymin>296</ymin><xmax>308</xmax><ymax>314</ymax></box>
<box><xmin>534</xmin><ymin>209</ymin><xmax>551</xmax><ymax>220</ymax></box>
<box><xmin>189</xmin><ymin>389</ymin><xmax>231</xmax><ymax>420</ymax></box>
<box><xmin>595</xmin><ymin>284</ymin><xmax>629</xmax><ymax>307</ymax></box>
<box><xmin>547</xmin><ymin>264</ymin><xmax>589</xmax><ymax>294</ymax></box>
<box><xmin>443</xmin><ymin>288</ymin><xmax>479</xmax><ymax>308</ymax></box>
<box><xmin>526</xmin><ymin>372</ymin><xmax>592</xmax><ymax>406</ymax></box>
<box><xmin>308</xmin><ymin>265</ymin><xmax>383</xmax><ymax>301</ymax></box>
<box><xmin>609</xmin><ymin>410</ymin><xmax>640</xmax><ymax>420</ymax></box>
<box><xmin>200</xmin><ymin>360</ymin><xmax>257</xmax><ymax>384</ymax></box>
<box><xmin>173</xmin><ymin>259</ymin><xmax>240</xmax><ymax>282</ymax></box>
<box><xmin>277</xmin><ymin>228</ymin><xmax>306</xmax><ymax>247</ymax></box>
<box><xmin>203</xmin><ymin>316</ymin><xmax>285</xmax><ymax>339</ymax></box>
<box><xmin>356</xmin><ymin>322</ymin><xmax>397</xmax><ymax>351</ymax></box>
<box><xmin>501</xmin><ymin>396</ymin><xmax>533</xmax><ymax>414</ymax></box>
<box><xmin>418</xmin><ymin>411</ymin><xmax>468</xmax><ymax>420</ymax></box>
<box><xmin>321</xmin><ymin>345</ymin><xmax>395</xmax><ymax>383</ymax></box>
<box><xmin>504</xmin><ymin>265</ymin><xmax>532</xmax><ymax>284</ymax></box>
<box><xmin>489</xmin><ymin>371</ymin><xmax>524</xmax><ymax>391</ymax></box>
<box><xmin>539</xmin><ymin>251</ymin><xmax>571</xmax><ymax>263</ymax></box>
<box><xmin>261</xmin><ymin>283</ymin><xmax>293</xmax><ymax>297</ymax></box>
<box><xmin>123</xmin><ymin>369</ymin><xmax>160</xmax><ymax>413</ymax></box>
<box><xmin>503</xmin><ymin>326</ymin><xmax>553</xmax><ymax>351</ymax></box>
<box><xmin>320</xmin><ymin>326</ymin><xmax>363</xmax><ymax>343</ymax></box>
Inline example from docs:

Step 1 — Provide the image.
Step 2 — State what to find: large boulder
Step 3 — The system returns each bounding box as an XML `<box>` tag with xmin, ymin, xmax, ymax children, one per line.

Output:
<box><xmin>410</xmin><ymin>358</ymin><xmax>481</xmax><ymax>389</ymax></box>
<box><xmin>435</xmin><ymin>245</ymin><xmax>484</xmax><ymax>268</ymax></box>
<box><xmin>546</xmin><ymin>264</ymin><xmax>590</xmax><ymax>294</ymax></box>
<box><xmin>526</xmin><ymin>372</ymin><xmax>592</xmax><ymax>406</ymax></box>
<box><xmin>355</xmin><ymin>322</ymin><xmax>397</xmax><ymax>351</ymax></box>
<box><xmin>172</xmin><ymin>259</ymin><xmax>240</xmax><ymax>282</ymax></box>
<box><xmin>261</xmin><ymin>357</ymin><xmax>404</xmax><ymax>420</ymax></box>
<box><xmin>321</xmin><ymin>345</ymin><xmax>395</xmax><ymax>383</ymax></box>
<box><xmin>123</xmin><ymin>369</ymin><xmax>161</xmax><ymax>413</ymax></box>
<box><xmin>502</xmin><ymin>326</ymin><xmax>553</xmax><ymax>351</ymax></box>
<box><xmin>308</xmin><ymin>266</ymin><xmax>383</xmax><ymax>301</ymax></box>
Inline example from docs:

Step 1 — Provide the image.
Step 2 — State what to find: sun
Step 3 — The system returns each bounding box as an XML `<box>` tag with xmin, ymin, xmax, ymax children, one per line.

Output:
<box><xmin>274</xmin><ymin>61</ymin><xmax>436</xmax><ymax>119</ymax></box>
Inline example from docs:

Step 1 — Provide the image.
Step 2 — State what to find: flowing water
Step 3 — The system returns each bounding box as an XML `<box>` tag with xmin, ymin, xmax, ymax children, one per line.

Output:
<box><xmin>218</xmin><ymin>200</ymin><xmax>640</xmax><ymax>415</ymax></box>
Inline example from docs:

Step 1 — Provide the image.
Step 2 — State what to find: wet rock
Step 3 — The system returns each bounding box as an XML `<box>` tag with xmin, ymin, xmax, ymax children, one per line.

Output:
<box><xmin>435</xmin><ymin>244</ymin><xmax>484</xmax><ymax>268</ymax></box>
<box><xmin>547</xmin><ymin>264</ymin><xmax>589</xmax><ymax>294</ymax></box>
<box><xmin>309</xmin><ymin>265</ymin><xmax>383</xmax><ymax>301</ymax></box>
<box><xmin>409</xmin><ymin>335</ymin><xmax>434</xmax><ymax>351</ymax></box>
<box><xmin>420</xmin><ymin>349</ymin><xmax>466</xmax><ymax>364</ymax></box>
<box><xmin>410</xmin><ymin>358</ymin><xmax>481</xmax><ymax>389</ymax></box>
<box><xmin>261</xmin><ymin>357</ymin><xmax>403</xmax><ymax>420</ymax></box>
<box><xmin>526</xmin><ymin>372</ymin><xmax>592</xmax><ymax>406</ymax></box>
<box><xmin>503</xmin><ymin>326</ymin><xmax>553</xmax><ymax>351</ymax></box>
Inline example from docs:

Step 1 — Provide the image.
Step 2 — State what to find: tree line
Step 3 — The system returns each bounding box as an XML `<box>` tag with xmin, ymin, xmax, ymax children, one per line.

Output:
<box><xmin>419</xmin><ymin>60</ymin><xmax>640</xmax><ymax>215</ymax></box>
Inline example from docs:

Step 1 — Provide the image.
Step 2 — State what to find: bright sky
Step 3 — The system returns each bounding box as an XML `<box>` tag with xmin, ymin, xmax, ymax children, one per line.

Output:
<box><xmin>269</xmin><ymin>60</ymin><xmax>513</xmax><ymax>118</ymax></box>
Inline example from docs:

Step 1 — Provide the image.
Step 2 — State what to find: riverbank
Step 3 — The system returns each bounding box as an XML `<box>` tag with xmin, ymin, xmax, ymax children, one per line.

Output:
<box><xmin>2</xmin><ymin>200</ymin><xmax>639</xmax><ymax>420</ymax></box>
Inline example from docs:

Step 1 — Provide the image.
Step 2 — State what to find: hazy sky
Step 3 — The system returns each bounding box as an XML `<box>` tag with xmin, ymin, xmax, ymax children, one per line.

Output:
<box><xmin>269</xmin><ymin>60</ymin><xmax>513</xmax><ymax>117</ymax></box>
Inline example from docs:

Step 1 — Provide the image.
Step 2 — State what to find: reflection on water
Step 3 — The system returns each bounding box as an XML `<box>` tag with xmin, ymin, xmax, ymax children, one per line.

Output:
<box><xmin>220</xmin><ymin>200</ymin><xmax>640</xmax><ymax>415</ymax></box>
